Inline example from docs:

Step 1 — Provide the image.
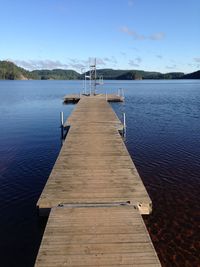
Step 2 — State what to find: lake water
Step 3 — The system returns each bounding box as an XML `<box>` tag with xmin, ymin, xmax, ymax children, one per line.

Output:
<box><xmin>0</xmin><ymin>80</ymin><xmax>199</xmax><ymax>267</ymax></box>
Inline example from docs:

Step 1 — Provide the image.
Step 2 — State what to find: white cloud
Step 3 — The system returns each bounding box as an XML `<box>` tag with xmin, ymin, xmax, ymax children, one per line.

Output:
<box><xmin>129</xmin><ymin>63</ymin><xmax>139</xmax><ymax>67</ymax></box>
<box><xmin>96</xmin><ymin>58</ymin><xmax>106</xmax><ymax>66</ymax></box>
<box><xmin>68</xmin><ymin>57</ymin><xmax>118</xmax><ymax>71</ymax></box>
<box><xmin>120</xmin><ymin>26</ymin><xmax>165</xmax><ymax>41</ymax></box>
<box><xmin>129</xmin><ymin>60</ymin><xmax>139</xmax><ymax>67</ymax></box>
<box><xmin>12</xmin><ymin>56</ymin><xmax>118</xmax><ymax>71</ymax></box>
<box><xmin>120</xmin><ymin>26</ymin><xmax>134</xmax><ymax>36</ymax></box>
<box><xmin>104</xmin><ymin>56</ymin><xmax>117</xmax><ymax>65</ymax></box>
<box><xmin>13</xmin><ymin>59</ymin><xmax>69</xmax><ymax>70</ymax></box>
<box><xmin>120</xmin><ymin>52</ymin><xmax>127</xmax><ymax>57</ymax></box>
<box><xmin>120</xmin><ymin>26</ymin><xmax>145</xmax><ymax>40</ymax></box>
<box><xmin>68</xmin><ymin>63</ymin><xmax>85</xmax><ymax>70</ymax></box>
<box><xmin>69</xmin><ymin>58</ymin><xmax>79</xmax><ymax>64</ymax></box>
<box><xmin>166</xmin><ymin>64</ymin><xmax>177</xmax><ymax>70</ymax></box>
<box><xmin>194</xmin><ymin>57</ymin><xmax>200</xmax><ymax>62</ymax></box>
<box><xmin>135</xmin><ymin>57</ymin><xmax>142</xmax><ymax>63</ymax></box>
<box><xmin>149</xmin><ymin>32</ymin><xmax>165</xmax><ymax>40</ymax></box>
<box><xmin>128</xmin><ymin>57</ymin><xmax>142</xmax><ymax>67</ymax></box>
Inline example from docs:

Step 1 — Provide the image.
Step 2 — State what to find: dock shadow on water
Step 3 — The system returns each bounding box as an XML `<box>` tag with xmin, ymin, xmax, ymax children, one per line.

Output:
<box><xmin>0</xmin><ymin>80</ymin><xmax>200</xmax><ymax>266</ymax></box>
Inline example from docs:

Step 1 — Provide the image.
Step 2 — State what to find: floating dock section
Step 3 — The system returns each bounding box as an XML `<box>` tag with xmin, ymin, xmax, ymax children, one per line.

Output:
<box><xmin>63</xmin><ymin>93</ymin><xmax>124</xmax><ymax>103</ymax></box>
<box><xmin>35</xmin><ymin>94</ymin><xmax>161</xmax><ymax>266</ymax></box>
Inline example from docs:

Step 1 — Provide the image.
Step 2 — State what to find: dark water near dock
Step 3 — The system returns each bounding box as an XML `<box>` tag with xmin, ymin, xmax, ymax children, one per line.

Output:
<box><xmin>0</xmin><ymin>80</ymin><xmax>199</xmax><ymax>266</ymax></box>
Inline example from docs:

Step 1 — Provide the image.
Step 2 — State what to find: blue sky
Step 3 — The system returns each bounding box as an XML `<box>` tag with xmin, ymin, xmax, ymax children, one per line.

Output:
<box><xmin>1</xmin><ymin>0</ymin><xmax>200</xmax><ymax>73</ymax></box>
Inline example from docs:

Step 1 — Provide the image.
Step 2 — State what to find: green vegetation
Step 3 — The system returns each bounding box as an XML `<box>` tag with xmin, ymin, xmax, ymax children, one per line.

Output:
<box><xmin>0</xmin><ymin>61</ymin><xmax>37</xmax><ymax>80</ymax></box>
<box><xmin>182</xmin><ymin>70</ymin><xmax>200</xmax><ymax>79</ymax></box>
<box><xmin>0</xmin><ymin>60</ymin><xmax>200</xmax><ymax>80</ymax></box>
<box><xmin>93</xmin><ymin>69</ymin><xmax>185</xmax><ymax>80</ymax></box>
<box><xmin>93</xmin><ymin>69</ymin><xmax>184</xmax><ymax>80</ymax></box>
<box><xmin>32</xmin><ymin>69</ymin><xmax>80</xmax><ymax>80</ymax></box>
<box><xmin>0</xmin><ymin>61</ymin><xmax>80</xmax><ymax>80</ymax></box>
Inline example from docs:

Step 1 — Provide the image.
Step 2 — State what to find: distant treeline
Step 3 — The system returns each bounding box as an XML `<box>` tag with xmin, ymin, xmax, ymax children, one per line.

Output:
<box><xmin>0</xmin><ymin>61</ymin><xmax>200</xmax><ymax>80</ymax></box>
<box><xmin>0</xmin><ymin>61</ymin><xmax>79</xmax><ymax>80</ymax></box>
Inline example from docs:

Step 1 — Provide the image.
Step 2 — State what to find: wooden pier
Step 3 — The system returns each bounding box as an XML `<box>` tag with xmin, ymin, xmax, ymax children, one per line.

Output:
<box><xmin>35</xmin><ymin>94</ymin><xmax>161</xmax><ymax>266</ymax></box>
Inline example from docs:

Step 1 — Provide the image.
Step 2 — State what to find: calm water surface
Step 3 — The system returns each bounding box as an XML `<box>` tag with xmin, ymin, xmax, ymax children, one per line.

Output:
<box><xmin>0</xmin><ymin>80</ymin><xmax>199</xmax><ymax>267</ymax></box>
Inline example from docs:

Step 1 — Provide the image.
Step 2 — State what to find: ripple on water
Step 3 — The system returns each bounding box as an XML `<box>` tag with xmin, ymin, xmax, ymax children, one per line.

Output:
<box><xmin>0</xmin><ymin>80</ymin><xmax>200</xmax><ymax>267</ymax></box>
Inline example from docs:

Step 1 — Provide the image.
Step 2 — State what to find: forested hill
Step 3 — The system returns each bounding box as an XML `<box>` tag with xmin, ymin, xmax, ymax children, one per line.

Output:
<box><xmin>0</xmin><ymin>61</ymin><xmax>200</xmax><ymax>80</ymax></box>
<box><xmin>182</xmin><ymin>70</ymin><xmax>200</xmax><ymax>79</ymax></box>
<box><xmin>32</xmin><ymin>69</ymin><xmax>80</xmax><ymax>80</ymax></box>
<box><xmin>94</xmin><ymin>69</ymin><xmax>185</xmax><ymax>80</ymax></box>
<box><xmin>0</xmin><ymin>61</ymin><xmax>80</xmax><ymax>80</ymax></box>
<box><xmin>0</xmin><ymin>61</ymin><xmax>36</xmax><ymax>80</ymax></box>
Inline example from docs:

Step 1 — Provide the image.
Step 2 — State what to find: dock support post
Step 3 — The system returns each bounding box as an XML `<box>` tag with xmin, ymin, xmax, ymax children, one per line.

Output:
<box><xmin>60</xmin><ymin>111</ymin><xmax>64</xmax><ymax>141</ymax></box>
<box><xmin>60</xmin><ymin>111</ymin><xmax>64</xmax><ymax>127</ymax></box>
<box><xmin>123</xmin><ymin>112</ymin><xmax>126</xmax><ymax>138</ymax></box>
<box><xmin>122</xmin><ymin>88</ymin><xmax>125</xmax><ymax>98</ymax></box>
<box><xmin>106</xmin><ymin>91</ymin><xmax>107</xmax><ymax>101</ymax></box>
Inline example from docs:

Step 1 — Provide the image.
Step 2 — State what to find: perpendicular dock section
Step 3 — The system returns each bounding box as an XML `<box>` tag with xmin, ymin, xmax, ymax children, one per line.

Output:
<box><xmin>37</xmin><ymin>96</ymin><xmax>152</xmax><ymax>215</ymax></box>
<box><xmin>35</xmin><ymin>206</ymin><xmax>161</xmax><ymax>267</ymax></box>
<box><xmin>63</xmin><ymin>94</ymin><xmax>124</xmax><ymax>104</ymax></box>
<box><xmin>63</xmin><ymin>94</ymin><xmax>81</xmax><ymax>103</ymax></box>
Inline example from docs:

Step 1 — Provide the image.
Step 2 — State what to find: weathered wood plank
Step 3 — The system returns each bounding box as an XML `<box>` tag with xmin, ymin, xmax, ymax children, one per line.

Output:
<box><xmin>35</xmin><ymin>206</ymin><xmax>161</xmax><ymax>267</ymax></box>
<box><xmin>37</xmin><ymin>96</ymin><xmax>151</xmax><ymax>215</ymax></box>
<box><xmin>35</xmin><ymin>95</ymin><xmax>161</xmax><ymax>266</ymax></box>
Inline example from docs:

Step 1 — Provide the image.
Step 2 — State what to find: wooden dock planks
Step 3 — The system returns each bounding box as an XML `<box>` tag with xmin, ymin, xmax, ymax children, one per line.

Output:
<box><xmin>35</xmin><ymin>206</ymin><xmax>161</xmax><ymax>267</ymax></box>
<box><xmin>37</xmin><ymin>96</ymin><xmax>151</xmax><ymax>215</ymax></box>
<box><xmin>35</xmin><ymin>95</ymin><xmax>161</xmax><ymax>266</ymax></box>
